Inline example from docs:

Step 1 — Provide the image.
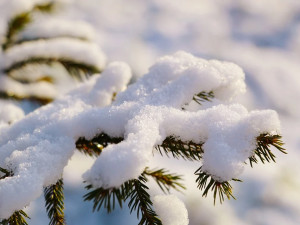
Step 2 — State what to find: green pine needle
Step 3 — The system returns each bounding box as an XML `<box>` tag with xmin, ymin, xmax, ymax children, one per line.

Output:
<box><xmin>127</xmin><ymin>175</ymin><xmax>162</xmax><ymax>225</ymax></box>
<box><xmin>193</xmin><ymin>91</ymin><xmax>215</xmax><ymax>105</ymax></box>
<box><xmin>0</xmin><ymin>91</ymin><xmax>52</xmax><ymax>104</ymax></box>
<box><xmin>3</xmin><ymin>12</ymin><xmax>32</xmax><ymax>50</ymax></box>
<box><xmin>4</xmin><ymin>58</ymin><xmax>101</xmax><ymax>80</ymax></box>
<box><xmin>195</xmin><ymin>167</ymin><xmax>242</xmax><ymax>205</ymax></box>
<box><xmin>0</xmin><ymin>167</ymin><xmax>13</xmax><ymax>179</ymax></box>
<box><xmin>0</xmin><ymin>210</ymin><xmax>30</xmax><ymax>225</ymax></box>
<box><xmin>84</xmin><ymin>181</ymin><xmax>133</xmax><ymax>213</ymax></box>
<box><xmin>76</xmin><ymin>133</ymin><xmax>123</xmax><ymax>157</ymax></box>
<box><xmin>33</xmin><ymin>2</ymin><xmax>56</xmax><ymax>12</ymax></box>
<box><xmin>143</xmin><ymin>168</ymin><xmax>186</xmax><ymax>193</ymax></box>
<box><xmin>156</xmin><ymin>136</ymin><xmax>204</xmax><ymax>161</ymax></box>
<box><xmin>2</xmin><ymin>2</ymin><xmax>56</xmax><ymax>50</ymax></box>
<box><xmin>44</xmin><ymin>179</ymin><xmax>65</xmax><ymax>225</ymax></box>
<box><xmin>249</xmin><ymin>133</ymin><xmax>286</xmax><ymax>167</ymax></box>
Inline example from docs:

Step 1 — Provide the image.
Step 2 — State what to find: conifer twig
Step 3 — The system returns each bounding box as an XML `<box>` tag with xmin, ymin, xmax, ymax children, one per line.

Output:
<box><xmin>127</xmin><ymin>175</ymin><xmax>162</xmax><ymax>225</ymax></box>
<box><xmin>249</xmin><ymin>133</ymin><xmax>286</xmax><ymax>167</ymax></box>
<box><xmin>143</xmin><ymin>168</ymin><xmax>185</xmax><ymax>193</ymax></box>
<box><xmin>2</xmin><ymin>2</ymin><xmax>56</xmax><ymax>50</ymax></box>
<box><xmin>0</xmin><ymin>167</ymin><xmax>13</xmax><ymax>179</ymax></box>
<box><xmin>0</xmin><ymin>91</ymin><xmax>52</xmax><ymax>105</ymax></box>
<box><xmin>84</xmin><ymin>181</ymin><xmax>133</xmax><ymax>213</ymax></box>
<box><xmin>193</xmin><ymin>91</ymin><xmax>214</xmax><ymax>105</ymax></box>
<box><xmin>44</xmin><ymin>179</ymin><xmax>65</xmax><ymax>225</ymax></box>
<box><xmin>156</xmin><ymin>136</ymin><xmax>204</xmax><ymax>161</ymax></box>
<box><xmin>0</xmin><ymin>211</ymin><xmax>30</xmax><ymax>225</ymax></box>
<box><xmin>76</xmin><ymin>133</ymin><xmax>123</xmax><ymax>157</ymax></box>
<box><xmin>5</xmin><ymin>58</ymin><xmax>101</xmax><ymax>80</ymax></box>
<box><xmin>195</xmin><ymin>167</ymin><xmax>242</xmax><ymax>205</ymax></box>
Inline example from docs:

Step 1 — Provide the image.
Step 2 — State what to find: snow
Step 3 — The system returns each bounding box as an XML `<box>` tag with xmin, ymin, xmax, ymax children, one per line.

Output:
<box><xmin>153</xmin><ymin>194</ymin><xmax>189</xmax><ymax>225</ymax></box>
<box><xmin>0</xmin><ymin>0</ymin><xmax>61</xmax><ymax>40</ymax></box>
<box><xmin>16</xmin><ymin>17</ymin><xmax>96</xmax><ymax>42</ymax></box>
<box><xmin>0</xmin><ymin>75</ymin><xmax>58</xmax><ymax>99</ymax></box>
<box><xmin>0</xmin><ymin>101</ymin><xmax>25</xmax><ymax>124</ymax></box>
<box><xmin>115</xmin><ymin>51</ymin><xmax>246</xmax><ymax>105</ymax></box>
<box><xmin>0</xmin><ymin>62</ymin><xmax>131</xmax><ymax>219</ymax></box>
<box><xmin>0</xmin><ymin>52</ymin><xmax>280</xmax><ymax>218</ymax></box>
<box><xmin>7</xmin><ymin>62</ymin><xmax>77</xmax><ymax>98</ymax></box>
<box><xmin>2</xmin><ymin>38</ymin><xmax>106</xmax><ymax>70</ymax></box>
<box><xmin>1</xmin><ymin>0</ymin><xmax>299</xmax><ymax>223</ymax></box>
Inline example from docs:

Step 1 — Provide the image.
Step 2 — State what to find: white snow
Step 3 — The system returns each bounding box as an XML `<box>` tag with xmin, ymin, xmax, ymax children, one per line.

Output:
<box><xmin>7</xmin><ymin>62</ymin><xmax>77</xmax><ymax>98</ymax></box>
<box><xmin>16</xmin><ymin>17</ymin><xmax>96</xmax><ymax>42</ymax></box>
<box><xmin>0</xmin><ymin>0</ymin><xmax>60</xmax><ymax>40</ymax></box>
<box><xmin>0</xmin><ymin>52</ymin><xmax>281</xmax><ymax>219</ymax></box>
<box><xmin>2</xmin><ymin>38</ymin><xmax>106</xmax><ymax>70</ymax></box>
<box><xmin>0</xmin><ymin>62</ymin><xmax>132</xmax><ymax>219</ymax></box>
<box><xmin>153</xmin><ymin>194</ymin><xmax>189</xmax><ymax>225</ymax></box>
<box><xmin>0</xmin><ymin>101</ymin><xmax>25</xmax><ymax>124</ymax></box>
<box><xmin>0</xmin><ymin>75</ymin><xmax>58</xmax><ymax>99</ymax></box>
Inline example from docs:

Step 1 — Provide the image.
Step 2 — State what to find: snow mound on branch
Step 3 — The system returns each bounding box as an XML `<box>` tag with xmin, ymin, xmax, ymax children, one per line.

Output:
<box><xmin>16</xmin><ymin>17</ymin><xmax>96</xmax><ymax>42</ymax></box>
<box><xmin>0</xmin><ymin>0</ymin><xmax>61</xmax><ymax>39</ymax></box>
<box><xmin>3</xmin><ymin>38</ymin><xmax>106</xmax><ymax>70</ymax></box>
<box><xmin>115</xmin><ymin>51</ymin><xmax>246</xmax><ymax>105</ymax></box>
<box><xmin>0</xmin><ymin>52</ymin><xmax>280</xmax><ymax>218</ymax></box>
<box><xmin>0</xmin><ymin>62</ymin><xmax>132</xmax><ymax>219</ymax></box>
<box><xmin>5</xmin><ymin>62</ymin><xmax>76</xmax><ymax>98</ymax></box>
<box><xmin>153</xmin><ymin>194</ymin><xmax>189</xmax><ymax>225</ymax></box>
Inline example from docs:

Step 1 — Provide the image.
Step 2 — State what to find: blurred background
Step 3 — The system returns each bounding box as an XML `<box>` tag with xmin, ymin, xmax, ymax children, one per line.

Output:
<box><xmin>2</xmin><ymin>0</ymin><xmax>300</xmax><ymax>224</ymax></box>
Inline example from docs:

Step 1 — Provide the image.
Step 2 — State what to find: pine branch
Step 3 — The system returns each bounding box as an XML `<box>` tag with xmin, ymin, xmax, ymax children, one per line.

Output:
<box><xmin>2</xmin><ymin>12</ymin><xmax>32</xmax><ymax>50</ymax></box>
<box><xmin>44</xmin><ymin>179</ymin><xmax>65</xmax><ymax>225</ymax></box>
<box><xmin>77</xmin><ymin>133</ymin><xmax>203</xmax><ymax>161</ymax></box>
<box><xmin>0</xmin><ymin>91</ymin><xmax>52</xmax><ymax>104</ymax></box>
<box><xmin>0</xmin><ymin>211</ymin><xmax>30</xmax><ymax>225</ymax></box>
<box><xmin>155</xmin><ymin>136</ymin><xmax>204</xmax><ymax>161</ymax></box>
<box><xmin>195</xmin><ymin>167</ymin><xmax>242</xmax><ymax>205</ymax></box>
<box><xmin>143</xmin><ymin>168</ymin><xmax>185</xmax><ymax>193</ymax></box>
<box><xmin>4</xmin><ymin>58</ymin><xmax>101</xmax><ymax>80</ymax></box>
<box><xmin>249</xmin><ymin>133</ymin><xmax>286</xmax><ymax>167</ymax></box>
<box><xmin>2</xmin><ymin>2</ymin><xmax>56</xmax><ymax>50</ymax></box>
<box><xmin>76</xmin><ymin>133</ymin><xmax>123</xmax><ymax>157</ymax></box>
<box><xmin>84</xmin><ymin>181</ymin><xmax>134</xmax><ymax>213</ymax></box>
<box><xmin>14</xmin><ymin>36</ymin><xmax>89</xmax><ymax>47</ymax></box>
<box><xmin>127</xmin><ymin>175</ymin><xmax>162</xmax><ymax>225</ymax></box>
<box><xmin>193</xmin><ymin>91</ymin><xmax>214</xmax><ymax>105</ymax></box>
<box><xmin>0</xmin><ymin>167</ymin><xmax>13</xmax><ymax>179</ymax></box>
<box><xmin>33</xmin><ymin>2</ymin><xmax>56</xmax><ymax>12</ymax></box>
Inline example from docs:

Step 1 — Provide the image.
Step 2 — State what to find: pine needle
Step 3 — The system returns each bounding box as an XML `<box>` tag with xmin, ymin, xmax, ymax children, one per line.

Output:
<box><xmin>44</xmin><ymin>179</ymin><xmax>65</xmax><ymax>225</ymax></box>
<box><xmin>156</xmin><ymin>136</ymin><xmax>204</xmax><ymax>161</ymax></box>
<box><xmin>143</xmin><ymin>168</ymin><xmax>186</xmax><ymax>193</ymax></box>
<box><xmin>249</xmin><ymin>133</ymin><xmax>286</xmax><ymax>167</ymax></box>
<box><xmin>195</xmin><ymin>167</ymin><xmax>242</xmax><ymax>205</ymax></box>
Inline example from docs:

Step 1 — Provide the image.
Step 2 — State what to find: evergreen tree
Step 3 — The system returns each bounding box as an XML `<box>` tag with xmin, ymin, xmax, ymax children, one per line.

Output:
<box><xmin>0</xmin><ymin>2</ymin><xmax>286</xmax><ymax>225</ymax></box>
<box><xmin>0</xmin><ymin>0</ymin><xmax>105</xmax><ymax>104</ymax></box>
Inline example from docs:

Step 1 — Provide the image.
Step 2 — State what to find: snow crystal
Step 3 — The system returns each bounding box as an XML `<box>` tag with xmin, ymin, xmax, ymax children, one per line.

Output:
<box><xmin>153</xmin><ymin>195</ymin><xmax>189</xmax><ymax>225</ymax></box>
<box><xmin>0</xmin><ymin>52</ymin><xmax>281</xmax><ymax>218</ymax></box>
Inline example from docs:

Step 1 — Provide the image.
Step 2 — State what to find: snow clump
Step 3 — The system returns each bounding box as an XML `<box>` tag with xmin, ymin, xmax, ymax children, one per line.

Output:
<box><xmin>153</xmin><ymin>194</ymin><xmax>189</xmax><ymax>225</ymax></box>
